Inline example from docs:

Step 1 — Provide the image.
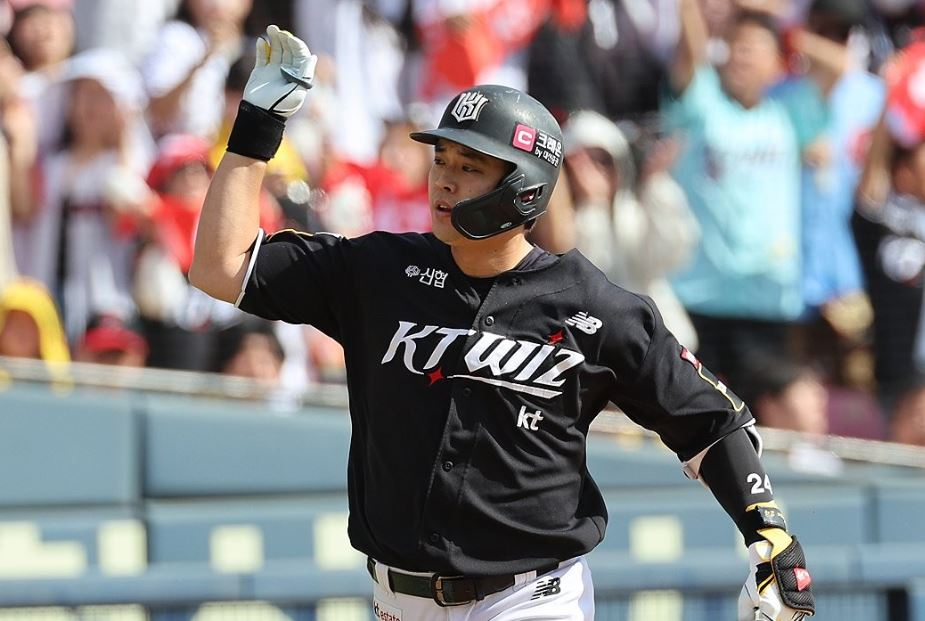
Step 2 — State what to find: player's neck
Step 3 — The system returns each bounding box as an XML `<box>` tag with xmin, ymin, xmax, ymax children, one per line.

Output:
<box><xmin>450</xmin><ymin>234</ymin><xmax>533</xmax><ymax>278</ymax></box>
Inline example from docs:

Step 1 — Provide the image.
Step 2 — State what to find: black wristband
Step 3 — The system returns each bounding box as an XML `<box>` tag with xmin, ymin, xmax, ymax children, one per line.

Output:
<box><xmin>227</xmin><ymin>100</ymin><xmax>286</xmax><ymax>161</ymax></box>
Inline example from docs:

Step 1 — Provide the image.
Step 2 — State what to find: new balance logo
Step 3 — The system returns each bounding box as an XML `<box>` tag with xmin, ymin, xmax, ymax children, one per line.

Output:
<box><xmin>565</xmin><ymin>312</ymin><xmax>602</xmax><ymax>335</ymax></box>
<box><xmin>516</xmin><ymin>406</ymin><xmax>544</xmax><ymax>431</ymax></box>
<box><xmin>451</xmin><ymin>91</ymin><xmax>489</xmax><ymax>123</ymax></box>
<box><xmin>531</xmin><ymin>577</ymin><xmax>561</xmax><ymax>599</ymax></box>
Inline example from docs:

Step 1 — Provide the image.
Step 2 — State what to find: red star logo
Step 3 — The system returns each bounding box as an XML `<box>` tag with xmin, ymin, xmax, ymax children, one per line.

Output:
<box><xmin>548</xmin><ymin>329</ymin><xmax>564</xmax><ymax>345</ymax></box>
<box><xmin>426</xmin><ymin>367</ymin><xmax>445</xmax><ymax>386</ymax></box>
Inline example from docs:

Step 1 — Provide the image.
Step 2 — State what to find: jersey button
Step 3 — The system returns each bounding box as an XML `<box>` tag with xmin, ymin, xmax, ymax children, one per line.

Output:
<box><xmin>462</xmin><ymin>387</ymin><xmax>471</xmax><ymax>397</ymax></box>
<box><xmin>429</xmin><ymin>532</ymin><xmax>441</xmax><ymax>544</ymax></box>
<box><xmin>513</xmin><ymin>277</ymin><xmax>522</xmax><ymax>286</ymax></box>
<box><xmin>484</xmin><ymin>315</ymin><xmax>495</xmax><ymax>326</ymax></box>
<box><xmin>442</xmin><ymin>461</ymin><xmax>454</xmax><ymax>471</ymax></box>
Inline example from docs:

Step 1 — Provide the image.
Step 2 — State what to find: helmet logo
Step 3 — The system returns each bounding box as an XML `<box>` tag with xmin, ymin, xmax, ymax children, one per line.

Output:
<box><xmin>451</xmin><ymin>91</ymin><xmax>490</xmax><ymax>123</ymax></box>
<box><xmin>515</xmin><ymin>125</ymin><xmax>562</xmax><ymax>168</ymax></box>
<box><xmin>512</xmin><ymin>124</ymin><xmax>537</xmax><ymax>152</ymax></box>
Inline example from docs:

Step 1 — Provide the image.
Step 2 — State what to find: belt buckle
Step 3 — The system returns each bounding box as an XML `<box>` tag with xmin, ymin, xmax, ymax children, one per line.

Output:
<box><xmin>431</xmin><ymin>575</ymin><xmax>470</xmax><ymax>607</ymax></box>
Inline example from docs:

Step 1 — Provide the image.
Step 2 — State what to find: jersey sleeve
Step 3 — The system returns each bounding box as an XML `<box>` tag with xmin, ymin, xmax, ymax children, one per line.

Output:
<box><xmin>236</xmin><ymin>229</ymin><xmax>352</xmax><ymax>340</ymax></box>
<box><xmin>607</xmin><ymin>295</ymin><xmax>754</xmax><ymax>462</ymax></box>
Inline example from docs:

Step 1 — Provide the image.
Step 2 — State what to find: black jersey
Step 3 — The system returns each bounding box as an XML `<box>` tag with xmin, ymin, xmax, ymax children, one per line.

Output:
<box><xmin>238</xmin><ymin>229</ymin><xmax>753</xmax><ymax>576</ymax></box>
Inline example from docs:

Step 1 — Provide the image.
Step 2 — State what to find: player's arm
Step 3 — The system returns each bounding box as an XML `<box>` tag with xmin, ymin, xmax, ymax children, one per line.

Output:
<box><xmin>189</xmin><ymin>152</ymin><xmax>265</xmax><ymax>302</ymax></box>
<box><xmin>189</xmin><ymin>25</ymin><xmax>317</xmax><ymax>303</ymax></box>
<box><xmin>606</xmin><ymin>297</ymin><xmax>814</xmax><ymax>621</ymax></box>
<box><xmin>698</xmin><ymin>429</ymin><xmax>816</xmax><ymax>621</ymax></box>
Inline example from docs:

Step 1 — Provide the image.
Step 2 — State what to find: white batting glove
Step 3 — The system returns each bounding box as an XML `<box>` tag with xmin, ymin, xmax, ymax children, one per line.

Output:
<box><xmin>243</xmin><ymin>24</ymin><xmax>317</xmax><ymax>118</ymax></box>
<box><xmin>737</xmin><ymin>527</ymin><xmax>815</xmax><ymax>621</ymax></box>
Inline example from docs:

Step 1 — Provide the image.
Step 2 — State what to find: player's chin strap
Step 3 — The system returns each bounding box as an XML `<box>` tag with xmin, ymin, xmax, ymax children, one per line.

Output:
<box><xmin>738</xmin><ymin>502</ymin><xmax>815</xmax><ymax>619</ymax></box>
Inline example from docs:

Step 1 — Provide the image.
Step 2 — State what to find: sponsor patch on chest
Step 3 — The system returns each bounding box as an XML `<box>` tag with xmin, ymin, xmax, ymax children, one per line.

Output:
<box><xmin>405</xmin><ymin>265</ymin><xmax>449</xmax><ymax>288</ymax></box>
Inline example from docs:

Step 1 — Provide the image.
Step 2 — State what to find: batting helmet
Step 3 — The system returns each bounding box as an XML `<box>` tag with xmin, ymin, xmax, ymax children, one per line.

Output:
<box><xmin>410</xmin><ymin>85</ymin><xmax>563</xmax><ymax>239</ymax></box>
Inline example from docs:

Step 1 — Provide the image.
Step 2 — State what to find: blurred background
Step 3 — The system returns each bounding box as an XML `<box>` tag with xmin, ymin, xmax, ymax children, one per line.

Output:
<box><xmin>1</xmin><ymin>0</ymin><xmax>925</xmax><ymax>618</ymax></box>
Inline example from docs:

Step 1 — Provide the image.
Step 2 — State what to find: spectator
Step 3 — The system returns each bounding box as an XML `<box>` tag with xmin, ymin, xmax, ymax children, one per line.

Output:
<box><xmin>322</xmin><ymin>115</ymin><xmax>432</xmax><ymax>235</ymax></box>
<box><xmin>0</xmin><ymin>38</ymin><xmax>27</xmax><ymax>290</ymax></box>
<box><xmin>294</xmin><ymin>0</ymin><xmax>404</xmax><ymax>163</ymax></box>
<box><xmin>891</xmin><ymin>375</ymin><xmax>925</xmax><ymax>446</ymax></box>
<box><xmin>791</xmin><ymin>0</ymin><xmax>885</xmax><ymax>387</ymax></box>
<box><xmin>0</xmin><ymin>277</ymin><xmax>69</xmax><ymax>364</ymax></box>
<box><xmin>523</xmin><ymin>0</ymin><xmax>593</xmax><ymax>120</ymax></box>
<box><xmin>412</xmin><ymin>0</ymin><xmax>547</xmax><ymax>120</ymax></box>
<box><xmin>825</xmin><ymin>381</ymin><xmax>888</xmax><ymax>440</ymax></box>
<box><xmin>141</xmin><ymin>0</ymin><xmax>253</xmax><ymax>139</ymax></box>
<box><xmin>140</xmin><ymin>134</ymin><xmax>213</xmax><ymax>277</ymax></box>
<box><xmin>528</xmin><ymin>0</ymin><xmax>671</xmax><ymax>122</ymax></box>
<box><xmin>212</xmin><ymin>319</ymin><xmax>321</xmax><ymax>408</ymax></box>
<box><xmin>131</xmin><ymin>133</ymin><xmax>249</xmax><ymax>371</ymax></box>
<box><xmin>854</xmin><ymin>135</ymin><xmax>925</xmax><ymax>410</ymax></box>
<box><xmin>12</xmin><ymin>48</ymin><xmax>153</xmax><ymax>343</ymax></box>
<box><xmin>74</xmin><ymin>314</ymin><xmax>148</xmax><ymax>367</ymax></box>
<box><xmin>7</xmin><ymin>0</ymin><xmax>73</xmax><ymax>77</ymax></box>
<box><xmin>0</xmin><ymin>36</ymin><xmax>36</xmax><ymax>228</ymax></box>
<box><xmin>0</xmin><ymin>2</ymin><xmax>11</xmax><ymax>35</ymax></box>
<box><xmin>0</xmin><ymin>132</ymin><xmax>14</xmax><ymax>291</ymax></box>
<box><xmin>7</xmin><ymin>0</ymin><xmax>75</xmax><ymax>155</ymax></box>
<box><xmin>866</xmin><ymin>0</ymin><xmax>925</xmax><ymax>72</ymax></box>
<box><xmin>748</xmin><ymin>356</ymin><xmax>844</xmax><ymax>474</ymax></box>
<box><xmin>562</xmin><ymin>109</ymin><xmax>699</xmax><ymax>349</ymax></box>
<box><xmin>665</xmin><ymin>1</ymin><xmax>826</xmax><ymax>397</ymax></box>
<box><xmin>71</xmin><ymin>0</ymin><xmax>174</xmax><ymax>64</ymax></box>
<box><xmin>854</xmin><ymin>40</ymin><xmax>925</xmax><ymax>410</ymax></box>
<box><xmin>748</xmin><ymin>358</ymin><xmax>829</xmax><ymax>436</ymax></box>
<box><xmin>368</xmin><ymin>117</ymin><xmax>433</xmax><ymax>233</ymax></box>
<box><xmin>212</xmin><ymin>319</ymin><xmax>284</xmax><ymax>385</ymax></box>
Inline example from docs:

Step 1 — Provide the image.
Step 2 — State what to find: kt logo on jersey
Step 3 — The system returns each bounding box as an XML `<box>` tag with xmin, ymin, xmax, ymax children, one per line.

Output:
<box><xmin>380</xmin><ymin>321</ymin><xmax>585</xmax><ymax>399</ymax></box>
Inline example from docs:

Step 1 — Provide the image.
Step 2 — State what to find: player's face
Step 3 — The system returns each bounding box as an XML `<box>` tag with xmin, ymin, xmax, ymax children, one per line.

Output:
<box><xmin>428</xmin><ymin>139</ymin><xmax>509</xmax><ymax>245</ymax></box>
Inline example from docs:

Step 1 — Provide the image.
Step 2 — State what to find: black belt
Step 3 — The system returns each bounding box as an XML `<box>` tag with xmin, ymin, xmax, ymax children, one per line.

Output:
<box><xmin>366</xmin><ymin>557</ymin><xmax>559</xmax><ymax>607</ymax></box>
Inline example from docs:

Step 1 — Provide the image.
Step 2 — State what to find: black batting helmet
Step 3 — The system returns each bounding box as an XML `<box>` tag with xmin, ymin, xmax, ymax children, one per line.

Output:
<box><xmin>410</xmin><ymin>85</ymin><xmax>563</xmax><ymax>240</ymax></box>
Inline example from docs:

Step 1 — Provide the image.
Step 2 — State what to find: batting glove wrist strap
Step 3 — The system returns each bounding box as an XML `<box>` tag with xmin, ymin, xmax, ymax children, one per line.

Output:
<box><xmin>227</xmin><ymin>100</ymin><xmax>285</xmax><ymax>162</ymax></box>
<box><xmin>738</xmin><ymin>503</ymin><xmax>788</xmax><ymax>546</ymax></box>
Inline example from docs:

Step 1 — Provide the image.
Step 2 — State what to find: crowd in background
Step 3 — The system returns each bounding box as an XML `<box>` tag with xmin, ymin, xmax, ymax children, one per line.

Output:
<box><xmin>2</xmin><ymin>0</ymin><xmax>925</xmax><ymax>455</ymax></box>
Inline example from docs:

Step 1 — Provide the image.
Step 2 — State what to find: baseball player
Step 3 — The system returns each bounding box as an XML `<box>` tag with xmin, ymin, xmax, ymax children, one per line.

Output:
<box><xmin>190</xmin><ymin>25</ymin><xmax>815</xmax><ymax>621</ymax></box>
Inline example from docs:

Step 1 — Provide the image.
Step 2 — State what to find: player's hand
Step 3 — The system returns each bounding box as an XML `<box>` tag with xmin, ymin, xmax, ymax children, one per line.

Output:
<box><xmin>243</xmin><ymin>24</ymin><xmax>317</xmax><ymax>118</ymax></box>
<box><xmin>737</xmin><ymin>525</ymin><xmax>815</xmax><ymax>621</ymax></box>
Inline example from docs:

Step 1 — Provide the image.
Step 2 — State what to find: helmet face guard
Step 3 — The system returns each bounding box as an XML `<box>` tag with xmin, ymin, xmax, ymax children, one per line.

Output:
<box><xmin>450</xmin><ymin>174</ymin><xmax>547</xmax><ymax>239</ymax></box>
<box><xmin>410</xmin><ymin>85</ymin><xmax>562</xmax><ymax>240</ymax></box>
